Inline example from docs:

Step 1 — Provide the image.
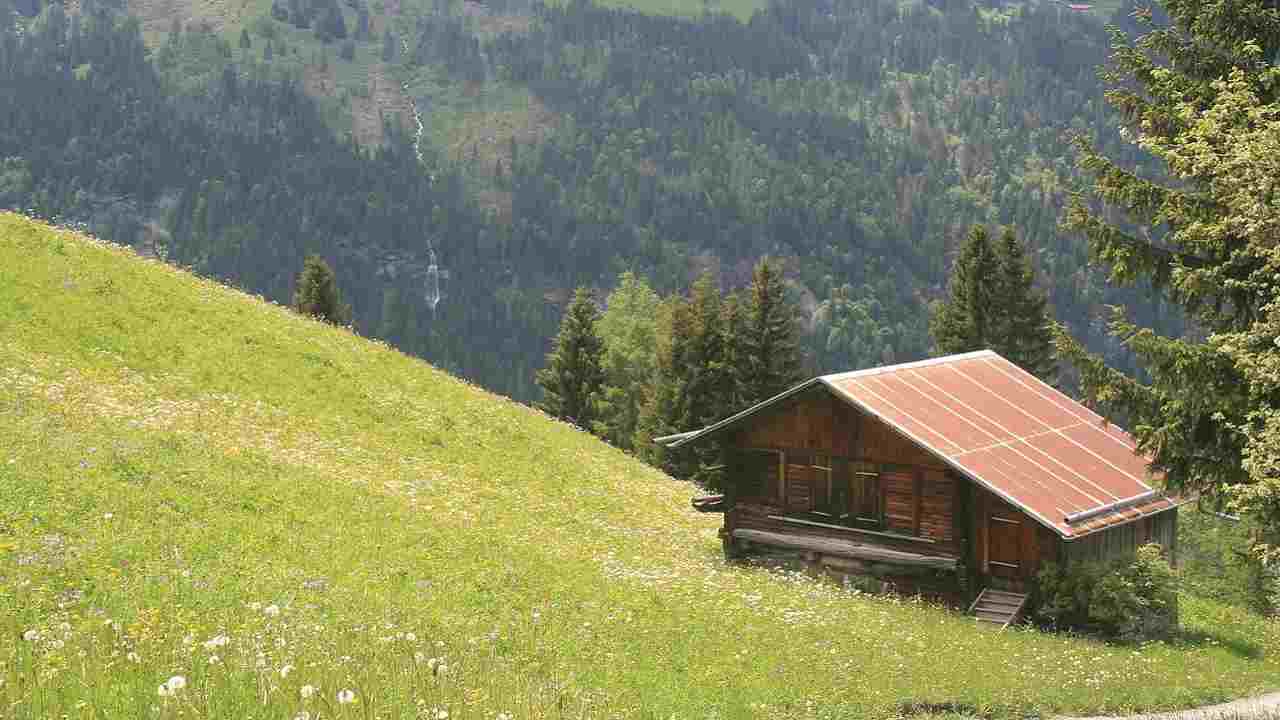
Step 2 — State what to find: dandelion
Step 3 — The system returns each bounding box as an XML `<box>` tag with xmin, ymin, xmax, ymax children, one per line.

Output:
<box><xmin>337</xmin><ymin>688</ymin><xmax>356</xmax><ymax>704</ymax></box>
<box><xmin>264</xmin><ymin>604</ymin><xmax>281</xmax><ymax>617</ymax></box>
<box><xmin>21</xmin><ymin>629</ymin><xmax>39</xmax><ymax>642</ymax></box>
<box><xmin>300</xmin><ymin>684</ymin><xmax>317</xmax><ymax>700</ymax></box>
<box><xmin>158</xmin><ymin>675</ymin><xmax>187</xmax><ymax>697</ymax></box>
<box><xmin>103</xmin><ymin>512</ymin><xmax>113</xmax><ymax>520</ymax></box>
<box><xmin>280</xmin><ymin>664</ymin><xmax>294</xmax><ymax>678</ymax></box>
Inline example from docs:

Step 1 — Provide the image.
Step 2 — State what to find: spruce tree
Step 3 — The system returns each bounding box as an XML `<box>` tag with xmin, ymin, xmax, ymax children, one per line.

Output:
<box><xmin>535</xmin><ymin>287</ymin><xmax>604</xmax><ymax>429</ymax></box>
<box><xmin>292</xmin><ymin>255</ymin><xmax>351</xmax><ymax>326</ymax></box>
<box><xmin>930</xmin><ymin>225</ymin><xmax>1000</xmax><ymax>355</ymax></box>
<box><xmin>741</xmin><ymin>258</ymin><xmax>803</xmax><ymax>404</ymax></box>
<box><xmin>930</xmin><ymin>225</ymin><xmax>1055</xmax><ymax>382</ymax></box>
<box><xmin>1055</xmin><ymin>0</ymin><xmax>1280</xmax><ymax>513</ymax></box>
<box><xmin>995</xmin><ymin>227</ymin><xmax>1056</xmax><ymax>383</ymax></box>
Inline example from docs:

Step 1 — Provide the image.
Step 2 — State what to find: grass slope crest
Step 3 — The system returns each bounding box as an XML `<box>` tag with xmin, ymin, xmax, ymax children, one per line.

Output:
<box><xmin>2</xmin><ymin>211</ymin><xmax>1279</xmax><ymax>718</ymax></box>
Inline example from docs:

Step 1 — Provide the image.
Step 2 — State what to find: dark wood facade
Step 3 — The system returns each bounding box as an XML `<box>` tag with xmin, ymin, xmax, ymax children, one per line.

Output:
<box><xmin>713</xmin><ymin>386</ymin><xmax>1177</xmax><ymax>604</ymax></box>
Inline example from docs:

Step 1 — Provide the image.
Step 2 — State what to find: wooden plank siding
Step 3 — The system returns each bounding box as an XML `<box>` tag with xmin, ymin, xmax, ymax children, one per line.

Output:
<box><xmin>726</xmin><ymin>388</ymin><xmax>962</xmax><ymax>562</ymax></box>
<box><xmin>1062</xmin><ymin>511</ymin><xmax>1178</xmax><ymax>565</ymax></box>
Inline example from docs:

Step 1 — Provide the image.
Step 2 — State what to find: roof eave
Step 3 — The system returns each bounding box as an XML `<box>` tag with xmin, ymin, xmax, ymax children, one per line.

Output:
<box><xmin>665</xmin><ymin>378</ymin><xmax>825</xmax><ymax>449</ymax></box>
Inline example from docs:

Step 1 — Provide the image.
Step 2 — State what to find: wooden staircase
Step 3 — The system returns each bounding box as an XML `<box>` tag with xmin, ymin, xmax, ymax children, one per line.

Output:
<box><xmin>969</xmin><ymin>588</ymin><xmax>1028</xmax><ymax>628</ymax></box>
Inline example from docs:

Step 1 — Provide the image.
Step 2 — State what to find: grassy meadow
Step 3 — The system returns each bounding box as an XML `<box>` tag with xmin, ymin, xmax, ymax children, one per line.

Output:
<box><xmin>2</xmin><ymin>211</ymin><xmax>1280</xmax><ymax>718</ymax></box>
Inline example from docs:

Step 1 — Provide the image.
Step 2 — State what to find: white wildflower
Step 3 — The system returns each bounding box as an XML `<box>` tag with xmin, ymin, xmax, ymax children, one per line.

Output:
<box><xmin>497</xmin><ymin>713</ymin><xmax>514</xmax><ymax>720</ymax></box>
<box><xmin>432</xmin><ymin>707</ymin><xmax>449</xmax><ymax>720</ymax></box>
<box><xmin>294</xmin><ymin>713</ymin><xmax>311</xmax><ymax>720</ymax></box>
<box><xmin>405</xmin><ymin>632</ymin><xmax>417</xmax><ymax>642</ymax></box>
<box><xmin>414</xmin><ymin>651</ymin><xmax>427</xmax><ymax>664</ymax></box>
<box><xmin>103</xmin><ymin>512</ymin><xmax>113</xmax><ymax>520</ymax></box>
<box><xmin>126</xmin><ymin>652</ymin><xmax>141</xmax><ymax>663</ymax></box>
<box><xmin>248</xmin><ymin>602</ymin><xmax>262</xmax><ymax>611</ymax></box>
<box><xmin>337</xmin><ymin>688</ymin><xmax>356</xmax><ymax>704</ymax></box>
<box><xmin>208</xmin><ymin>655</ymin><xmax>221</xmax><ymax>665</ymax></box>
<box><xmin>263</xmin><ymin>604</ymin><xmax>281</xmax><ymax>617</ymax></box>
<box><xmin>21</xmin><ymin>629</ymin><xmax>39</xmax><ymax>642</ymax></box>
<box><xmin>158</xmin><ymin>675</ymin><xmax>187</xmax><ymax>696</ymax></box>
<box><xmin>203</xmin><ymin>634</ymin><xmax>230</xmax><ymax>650</ymax></box>
<box><xmin>280</xmin><ymin>664</ymin><xmax>294</xmax><ymax>678</ymax></box>
<box><xmin>300</xmin><ymin>684</ymin><xmax>317</xmax><ymax>700</ymax></box>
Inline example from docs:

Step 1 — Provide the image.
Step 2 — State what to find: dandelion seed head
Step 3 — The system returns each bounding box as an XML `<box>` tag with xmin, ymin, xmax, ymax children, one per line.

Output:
<box><xmin>280</xmin><ymin>664</ymin><xmax>294</xmax><ymax>678</ymax></box>
<box><xmin>300</xmin><ymin>684</ymin><xmax>317</xmax><ymax>700</ymax></box>
<box><xmin>21</xmin><ymin>629</ymin><xmax>39</xmax><ymax>642</ymax></box>
<box><xmin>337</xmin><ymin>688</ymin><xmax>356</xmax><ymax>704</ymax></box>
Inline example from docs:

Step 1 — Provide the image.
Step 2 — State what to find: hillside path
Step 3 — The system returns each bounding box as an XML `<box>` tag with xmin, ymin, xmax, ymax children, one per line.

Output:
<box><xmin>1057</xmin><ymin>692</ymin><xmax>1280</xmax><ymax>720</ymax></box>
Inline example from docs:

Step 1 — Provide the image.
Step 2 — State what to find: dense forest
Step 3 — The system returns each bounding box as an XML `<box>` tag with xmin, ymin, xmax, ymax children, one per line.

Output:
<box><xmin>0</xmin><ymin>0</ymin><xmax>1183</xmax><ymax>402</ymax></box>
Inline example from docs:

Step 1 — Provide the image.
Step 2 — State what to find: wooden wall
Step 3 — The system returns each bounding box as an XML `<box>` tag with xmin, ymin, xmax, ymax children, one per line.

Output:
<box><xmin>1063</xmin><ymin>511</ymin><xmax>1178</xmax><ymax>565</ymax></box>
<box><xmin>731</xmin><ymin>388</ymin><xmax>945</xmax><ymax>469</ymax></box>
<box><xmin>727</xmin><ymin>387</ymin><xmax>960</xmax><ymax>558</ymax></box>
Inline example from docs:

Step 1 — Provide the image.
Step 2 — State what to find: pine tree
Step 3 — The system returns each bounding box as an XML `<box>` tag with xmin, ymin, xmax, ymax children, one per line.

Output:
<box><xmin>292</xmin><ymin>254</ymin><xmax>352</xmax><ymax>326</ymax></box>
<box><xmin>535</xmin><ymin>287</ymin><xmax>604</xmax><ymax>429</ymax></box>
<box><xmin>740</xmin><ymin>257</ymin><xmax>803</xmax><ymax>405</ymax></box>
<box><xmin>931</xmin><ymin>225</ymin><xmax>1056</xmax><ymax>383</ymax></box>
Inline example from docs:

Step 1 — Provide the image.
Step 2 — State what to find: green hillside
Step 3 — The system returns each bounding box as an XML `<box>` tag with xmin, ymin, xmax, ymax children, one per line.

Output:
<box><xmin>2</xmin><ymin>213</ymin><xmax>1279</xmax><ymax>718</ymax></box>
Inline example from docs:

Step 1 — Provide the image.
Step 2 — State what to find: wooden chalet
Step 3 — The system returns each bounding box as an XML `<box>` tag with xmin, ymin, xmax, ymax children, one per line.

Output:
<box><xmin>660</xmin><ymin>350</ymin><xmax>1184</xmax><ymax>625</ymax></box>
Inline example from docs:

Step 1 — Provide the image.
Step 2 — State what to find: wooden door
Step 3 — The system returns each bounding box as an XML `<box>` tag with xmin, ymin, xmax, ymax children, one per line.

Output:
<box><xmin>987</xmin><ymin>508</ymin><xmax>1022</xmax><ymax>579</ymax></box>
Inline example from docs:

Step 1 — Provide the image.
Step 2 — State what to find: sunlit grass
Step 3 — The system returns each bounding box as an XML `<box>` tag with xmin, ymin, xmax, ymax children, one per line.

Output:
<box><xmin>2</xmin><ymin>211</ymin><xmax>1279</xmax><ymax>718</ymax></box>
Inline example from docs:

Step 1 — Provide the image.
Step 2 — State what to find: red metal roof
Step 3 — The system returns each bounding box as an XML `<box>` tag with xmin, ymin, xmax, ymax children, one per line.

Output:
<box><xmin>823</xmin><ymin>351</ymin><xmax>1177</xmax><ymax>538</ymax></box>
<box><xmin>668</xmin><ymin>350</ymin><xmax>1180</xmax><ymax>538</ymax></box>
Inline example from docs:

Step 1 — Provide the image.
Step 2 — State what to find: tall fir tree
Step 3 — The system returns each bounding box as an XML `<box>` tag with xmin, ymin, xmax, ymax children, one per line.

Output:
<box><xmin>994</xmin><ymin>227</ymin><xmax>1055</xmax><ymax>383</ymax></box>
<box><xmin>741</xmin><ymin>257</ymin><xmax>803</xmax><ymax>405</ymax></box>
<box><xmin>1056</xmin><ymin>0</ymin><xmax>1280</xmax><ymax>508</ymax></box>
<box><xmin>930</xmin><ymin>225</ymin><xmax>1056</xmax><ymax>382</ymax></box>
<box><xmin>292</xmin><ymin>254</ymin><xmax>351</xmax><ymax>326</ymax></box>
<box><xmin>535</xmin><ymin>287</ymin><xmax>605</xmax><ymax>429</ymax></box>
<box><xmin>930</xmin><ymin>225</ymin><xmax>1000</xmax><ymax>355</ymax></box>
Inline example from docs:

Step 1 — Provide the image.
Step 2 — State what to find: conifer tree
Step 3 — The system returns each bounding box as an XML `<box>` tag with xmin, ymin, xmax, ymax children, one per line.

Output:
<box><xmin>292</xmin><ymin>254</ymin><xmax>351</xmax><ymax>326</ymax></box>
<box><xmin>931</xmin><ymin>225</ymin><xmax>1056</xmax><ymax>382</ymax></box>
<box><xmin>535</xmin><ymin>287</ymin><xmax>604</xmax><ymax>429</ymax></box>
<box><xmin>994</xmin><ymin>227</ymin><xmax>1056</xmax><ymax>383</ymax></box>
<box><xmin>930</xmin><ymin>225</ymin><xmax>999</xmax><ymax>355</ymax></box>
<box><xmin>741</xmin><ymin>257</ymin><xmax>803</xmax><ymax>404</ymax></box>
<box><xmin>1055</xmin><ymin>0</ymin><xmax>1280</xmax><ymax>514</ymax></box>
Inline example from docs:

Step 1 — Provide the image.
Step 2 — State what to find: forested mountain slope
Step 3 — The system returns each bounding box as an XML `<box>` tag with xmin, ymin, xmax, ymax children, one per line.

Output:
<box><xmin>0</xmin><ymin>0</ymin><xmax>1181</xmax><ymax>401</ymax></box>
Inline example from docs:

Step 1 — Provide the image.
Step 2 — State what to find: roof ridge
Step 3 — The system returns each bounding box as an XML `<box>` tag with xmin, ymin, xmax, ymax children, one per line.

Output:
<box><xmin>821</xmin><ymin>349</ymin><xmax>997</xmax><ymax>382</ymax></box>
